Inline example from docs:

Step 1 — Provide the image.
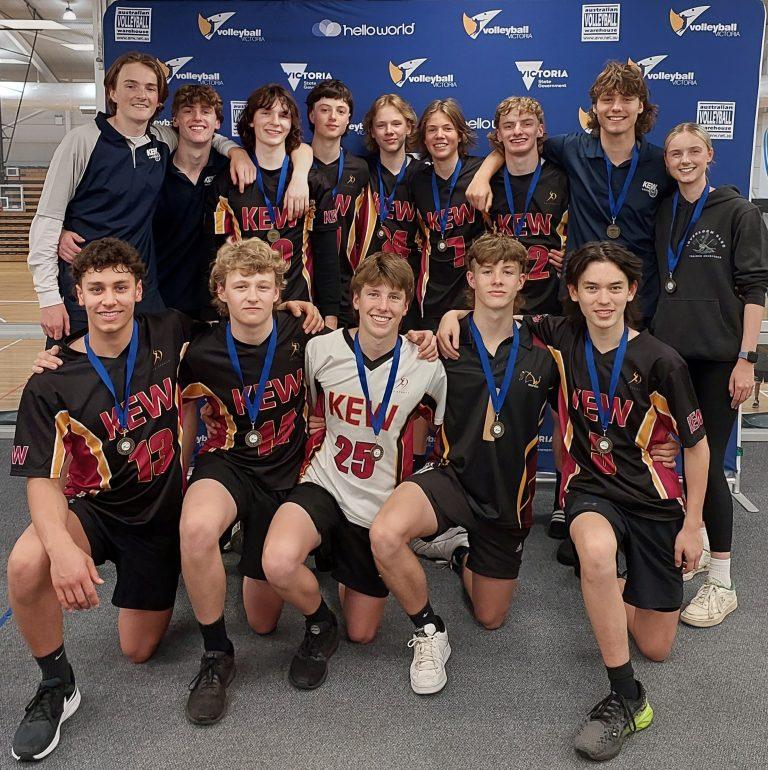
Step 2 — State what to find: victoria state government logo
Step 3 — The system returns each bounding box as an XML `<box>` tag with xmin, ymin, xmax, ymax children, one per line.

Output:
<box><xmin>198</xmin><ymin>11</ymin><xmax>264</xmax><ymax>42</ymax></box>
<box><xmin>515</xmin><ymin>60</ymin><xmax>568</xmax><ymax>91</ymax></box>
<box><xmin>280</xmin><ymin>63</ymin><xmax>334</xmax><ymax>92</ymax></box>
<box><xmin>388</xmin><ymin>58</ymin><xmax>457</xmax><ymax>88</ymax></box>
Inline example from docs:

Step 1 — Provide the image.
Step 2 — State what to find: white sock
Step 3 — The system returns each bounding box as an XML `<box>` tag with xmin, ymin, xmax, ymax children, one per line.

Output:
<box><xmin>700</xmin><ymin>526</ymin><xmax>710</xmax><ymax>552</ymax></box>
<box><xmin>708</xmin><ymin>556</ymin><xmax>731</xmax><ymax>588</ymax></box>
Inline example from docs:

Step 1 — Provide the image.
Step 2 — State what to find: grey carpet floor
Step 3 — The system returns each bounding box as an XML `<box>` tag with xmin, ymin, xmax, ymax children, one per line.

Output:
<box><xmin>0</xmin><ymin>439</ymin><xmax>766</xmax><ymax>769</ymax></box>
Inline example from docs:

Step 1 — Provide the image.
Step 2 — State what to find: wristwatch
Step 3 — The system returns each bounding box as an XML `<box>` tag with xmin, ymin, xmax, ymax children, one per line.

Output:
<box><xmin>738</xmin><ymin>350</ymin><xmax>758</xmax><ymax>364</ymax></box>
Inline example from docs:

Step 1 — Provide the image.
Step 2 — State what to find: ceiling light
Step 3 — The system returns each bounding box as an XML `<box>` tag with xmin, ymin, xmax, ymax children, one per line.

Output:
<box><xmin>63</xmin><ymin>4</ymin><xmax>77</xmax><ymax>21</ymax></box>
<box><xmin>0</xmin><ymin>20</ymin><xmax>69</xmax><ymax>30</ymax></box>
<box><xmin>61</xmin><ymin>43</ymin><xmax>93</xmax><ymax>51</ymax></box>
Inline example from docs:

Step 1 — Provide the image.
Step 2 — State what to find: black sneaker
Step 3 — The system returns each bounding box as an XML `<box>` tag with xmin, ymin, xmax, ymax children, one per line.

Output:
<box><xmin>547</xmin><ymin>509</ymin><xmax>568</xmax><ymax>539</ymax></box>
<box><xmin>574</xmin><ymin>682</ymin><xmax>654</xmax><ymax>762</ymax></box>
<box><xmin>289</xmin><ymin>614</ymin><xmax>339</xmax><ymax>690</ymax></box>
<box><xmin>11</xmin><ymin>671</ymin><xmax>80</xmax><ymax>761</ymax></box>
<box><xmin>186</xmin><ymin>651</ymin><xmax>236</xmax><ymax>725</ymax></box>
<box><xmin>557</xmin><ymin>537</ymin><xmax>576</xmax><ymax>566</ymax></box>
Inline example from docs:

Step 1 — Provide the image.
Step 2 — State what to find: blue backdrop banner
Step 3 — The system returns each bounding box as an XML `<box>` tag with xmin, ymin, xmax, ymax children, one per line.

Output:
<box><xmin>105</xmin><ymin>0</ymin><xmax>764</xmax><ymax>193</ymax></box>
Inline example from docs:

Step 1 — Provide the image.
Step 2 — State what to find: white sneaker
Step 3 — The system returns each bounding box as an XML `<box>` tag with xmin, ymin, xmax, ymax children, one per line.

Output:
<box><xmin>410</xmin><ymin>527</ymin><xmax>468</xmax><ymax>563</ymax></box>
<box><xmin>407</xmin><ymin>623</ymin><xmax>451</xmax><ymax>694</ymax></box>
<box><xmin>683</xmin><ymin>548</ymin><xmax>710</xmax><ymax>582</ymax></box>
<box><xmin>680</xmin><ymin>578</ymin><xmax>738</xmax><ymax>627</ymax></box>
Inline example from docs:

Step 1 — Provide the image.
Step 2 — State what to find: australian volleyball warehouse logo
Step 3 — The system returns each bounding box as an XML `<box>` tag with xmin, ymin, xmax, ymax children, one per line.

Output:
<box><xmin>581</xmin><ymin>4</ymin><xmax>620</xmax><ymax>42</ymax></box>
<box><xmin>280</xmin><ymin>63</ymin><xmax>334</xmax><ymax>92</ymax></box>
<box><xmin>462</xmin><ymin>9</ymin><xmax>532</xmax><ymax>40</ymax></box>
<box><xmin>198</xmin><ymin>11</ymin><xmax>265</xmax><ymax>42</ymax></box>
<box><xmin>388</xmin><ymin>58</ymin><xmax>457</xmax><ymax>89</ymax></box>
<box><xmin>114</xmin><ymin>7</ymin><xmax>151</xmax><ymax>42</ymax></box>
<box><xmin>230</xmin><ymin>100</ymin><xmax>247</xmax><ymax>136</ymax></box>
<box><xmin>515</xmin><ymin>61</ymin><xmax>568</xmax><ymax>91</ymax></box>
<box><xmin>696</xmin><ymin>101</ymin><xmax>735</xmax><ymax>140</ymax></box>
<box><xmin>160</xmin><ymin>56</ymin><xmax>223</xmax><ymax>85</ymax></box>
<box><xmin>311</xmin><ymin>18</ymin><xmax>415</xmax><ymax>37</ymax></box>
<box><xmin>669</xmin><ymin>6</ymin><xmax>739</xmax><ymax>37</ymax></box>
<box><xmin>630</xmin><ymin>55</ymin><xmax>696</xmax><ymax>86</ymax></box>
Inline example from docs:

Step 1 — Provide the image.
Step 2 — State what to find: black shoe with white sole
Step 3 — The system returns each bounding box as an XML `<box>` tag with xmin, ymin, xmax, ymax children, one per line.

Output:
<box><xmin>12</xmin><ymin>670</ymin><xmax>80</xmax><ymax>762</ymax></box>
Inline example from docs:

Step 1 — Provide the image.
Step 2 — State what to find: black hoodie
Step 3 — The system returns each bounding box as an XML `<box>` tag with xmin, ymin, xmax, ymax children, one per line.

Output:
<box><xmin>652</xmin><ymin>186</ymin><xmax>768</xmax><ymax>361</ymax></box>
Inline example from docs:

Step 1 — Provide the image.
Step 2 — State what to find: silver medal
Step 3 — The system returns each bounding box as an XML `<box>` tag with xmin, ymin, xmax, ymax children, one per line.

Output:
<box><xmin>371</xmin><ymin>444</ymin><xmax>384</xmax><ymax>461</ymax></box>
<box><xmin>664</xmin><ymin>277</ymin><xmax>677</xmax><ymax>294</ymax></box>
<box><xmin>117</xmin><ymin>435</ymin><xmax>135</xmax><ymax>456</ymax></box>
<box><xmin>596</xmin><ymin>435</ymin><xmax>613</xmax><ymax>455</ymax></box>
<box><xmin>436</xmin><ymin>239</ymin><xmax>447</xmax><ymax>252</ymax></box>
<box><xmin>245</xmin><ymin>429</ymin><xmax>262</xmax><ymax>448</ymax></box>
<box><xmin>490</xmin><ymin>419</ymin><xmax>505</xmax><ymax>439</ymax></box>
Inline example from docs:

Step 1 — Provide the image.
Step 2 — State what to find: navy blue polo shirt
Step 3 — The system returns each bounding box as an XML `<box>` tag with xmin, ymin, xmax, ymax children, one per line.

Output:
<box><xmin>154</xmin><ymin>148</ymin><xmax>228</xmax><ymax>317</ymax></box>
<box><xmin>543</xmin><ymin>133</ymin><xmax>673</xmax><ymax>319</ymax></box>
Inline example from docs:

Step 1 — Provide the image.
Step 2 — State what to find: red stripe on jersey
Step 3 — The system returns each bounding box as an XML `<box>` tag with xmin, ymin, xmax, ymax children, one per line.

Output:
<box><xmin>300</xmin><ymin>391</ymin><xmax>326</xmax><ymax>477</ymax></box>
<box><xmin>63</xmin><ymin>430</ymin><xmax>107</xmax><ymax>496</ymax></box>
<box><xmin>642</xmin><ymin>402</ymin><xmax>683</xmax><ymax>500</ymax></box>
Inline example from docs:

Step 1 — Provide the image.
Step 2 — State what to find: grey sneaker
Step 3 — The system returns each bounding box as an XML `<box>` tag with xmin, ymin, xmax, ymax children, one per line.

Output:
<box><xmin>411</xmin><ymin>527</ymin><xmax>469</xmax><ymax>563</ymax></box>
<box><xmin>574</xmin><ymin>682</ymin><xmax>653</xmax><ymax>762</ymax></box>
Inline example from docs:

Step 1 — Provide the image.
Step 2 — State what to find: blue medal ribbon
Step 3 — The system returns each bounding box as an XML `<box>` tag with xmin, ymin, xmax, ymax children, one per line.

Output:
<box><xmin>85</xmin><ymin>320</ymin><xmax>139</xmax><ymax>435</ymax></box>
<box><xmin>331</xmin><ymin>148</ymin><xmax>345</xmax><ymax>199</ymax></box>
<box><xmin>254</xmin><ymin>154</ymin><xmax>290</xmax><ymax>231</ymax></box>
<box><xmin>502</xmin><ymin>161</ymin><xmax>542</xmax><ymax>238</ymax></box>
<box><xmin>469</xmin><ymin>315</ymin><xmax>521</xmax><ymax>419</ymax></box>
<box><xmin>604</xmin><ymin>144</ymin><xmax>639</xmax><ymax>226</ymax></box>
<box><xmin>377</xmin><ymin>159</ymin><xmax>407</xmax><ymax>225</ymax></box>
<box><xmin>225</xmin><ymin>319</ymin><xmax>278</xmax><ymax>429</ymax></box>
<box><xmin>666</xmin><ymin>186</ymin><xmax>710</xmax><ymax>278</ymax></box>
<box><xmin>353</xmin><ymin>332</ymin><xmax>402</xmax><ymax>438</ymax></box>
<box><xmin>584</xmin><ymin>326</ymin><xmax>628</xmax><ymax>437</ymax></box>
<box><xmin>430</xmin><ymin>158</ymin><xmax>463</xmax><ymax>242</ymax></box>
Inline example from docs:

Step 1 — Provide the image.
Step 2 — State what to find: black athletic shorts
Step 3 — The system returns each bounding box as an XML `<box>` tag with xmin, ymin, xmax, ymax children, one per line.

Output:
<box><xmin>408</xmin><ymin>464</ymin><xmax>528</xmax><ymax>580</ymax></box>
<box><xmin>190</xmin><ymin>453</ymin><xmax>290</xmax><ymax>580</ymax></box>
<box><xmin>565</xmin><ymin>492</ymin><xmax>684</xmax><ymax>611</ymax></box>
<box><xmin>70</xmin><ymin>498</ymin><xmax>180</xmax><ymax>612</ymax></box>
<box><xmin>287</xmin><ymin>482</ymin><xmax>388</xmax><ymax>599</ymax></box>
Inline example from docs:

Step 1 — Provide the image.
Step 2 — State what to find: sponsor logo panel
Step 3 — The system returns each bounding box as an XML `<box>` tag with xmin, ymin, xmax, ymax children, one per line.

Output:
<box><xmin>115</xmin><ymin>7</ymin><xmax>152</xmax><ymax>42</ymax></box>
<box><xmin>515</xmin><ymin>60</ymin><xmax>568</xmax><ymax>91</ymax></box>
<box><xmin>230</xmin><ymin>100</ymin><xmax>248</xmax><ymax>136</ymax></box>
<box><xmin>312</xmin><ymin>18</ymin><xmax>415</xmax><ymax>37</ymax></box>
<box><xmin>631</xmin><ymin>55</ymin><xmax>696</xmax><ymax>86</ymax></box>
<box><xmin>462</xmin><ymin>9</ymin><xmax>532</xmax><ymax>39</ymax></box>
<box><xmin>281</xmin><ymin>63</ymin><xmax>334</xmax><ymax>92</ymax></box>
<box><xmin>581</xmin><ymin>4</ymin><xmax>621</xmax><ymax>41</ymax></box>
<box><xmin>696</xmin><ymin>101</ymin><xmax>735</xmax><ymax>139</ymax></box>
<box><xmin>198</xmin><ymin>11</ymin><xmax>264</xmax><ymax>42</ymax></box>
<box><xmin>161</xmin><ymin>56</ymin><xmax>223</xmax><ymax>85</ymax></box>
<box><xmin>669</xmin><ymin>6</ymin><xmax>739</xmax><ymax>37</ymax></box>
<box><xmin>388</xmin><ymin>58</ymin><xmax>457</xmax><ymax>89</ymax></box>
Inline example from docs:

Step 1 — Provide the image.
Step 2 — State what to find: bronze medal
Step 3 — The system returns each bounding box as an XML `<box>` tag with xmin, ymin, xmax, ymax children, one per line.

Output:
<box><xmin>371</xmin><ymin>444</ymin><xmax>384</xmax><ymax>461</ymax></box>
<box><xmin>266</xmin><ymin>228</ymin><xmax>280</xmax><ymax>243</ymax></box>
<box><xmin>117</xmin><ymin>435</ymin><xmax>135</xmax><ymax>456</ymax></box>
<box><xmin>245</xmin><ymin>429</ymin><xmax>262</xmax><ymax>448</ymax></box>
<box><xmin>490</xmin><ymin>420</ymin><xmax>506</xmax><ymax>440</ymax></box>
<box><xmin>596</xmin><ymin>435</ymin><xmax>613</xmax><ymax>455</ymax></box>
<box><xmin>606</xmin><ymin>223</ymin><xmax>621</xmax><ymax>239</ymax></box>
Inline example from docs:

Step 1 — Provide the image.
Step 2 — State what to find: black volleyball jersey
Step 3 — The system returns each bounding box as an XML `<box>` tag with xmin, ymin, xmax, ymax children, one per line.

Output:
<box><xmin>11</xmin><ymin>311</ymin><xmax>190</xmax><ymax>525</ymax></box>
<box><xmin>409</xmin><ymin>156</ymin><xmax>487</xmax><ymax>323</ymax></box>
<box><xmin>525</xmin><ymin>315</ymin><xmax>706</xmax><ymax>520</ymax></box>
<box><xmin>437</xmin><ymin>316</ymin><xmax>559</xmax><ymax>531</ymax></box>
<box><xmin>204</xmin><ymin>165</ymin><xmax>340</xmax><ymax>316</ymax></box>
<box><xmin>313</xmin><ymin>151</ymin><xmax>370</xmax><ymax>322</ymax></box>
<box><xmin>179</xmin><ymin>312</ymin><xmax>318</xmax><ymax>490</ymax></box>
<box><xmin>488</xmin><ymin>161</ymin><xmax>569</xmax><ymax>314</ymax></box>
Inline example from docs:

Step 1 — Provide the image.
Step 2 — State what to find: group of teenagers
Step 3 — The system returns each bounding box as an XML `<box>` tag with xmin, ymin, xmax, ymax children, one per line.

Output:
<box><xmin>7</xmin><ymin>49</ymin><xmax>768</xmax><ymax>763</ymax></box>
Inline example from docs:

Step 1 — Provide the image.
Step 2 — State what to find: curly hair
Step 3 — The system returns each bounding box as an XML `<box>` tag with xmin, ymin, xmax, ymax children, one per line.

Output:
<box><xmin>488</xmin><ymin>96</ymin><xmax>546</xmax><ymax>154</ymax></box>
<box><xmin>71</xmin><ymin>238</ymin><xmax>147</xmax><ymax>286</ymax></box>
<box><xmin>362</xmin><ymin>93</ymin><xmax>418</xmax><ymax>154</ymax></box>
<box><xmin>208</xmin><ymin>238</ymin><xmax>286</xmax><ymax>316</ymax></box>
<box><xmin>586</xmin><ymin>60</ymin><xmax>658</xmax><ymax>138</ymax></box>
<box><xmin>171</xmin><ymin>84</ymin><xmax>224</xmax><ymax>124</ymax></box>
<box><xmin>104</xmin><ymin>52</ymin><xmax>168</xmax><ymax>120</ymax></box>
<box><xmin>417</xmin><ymin>99</ymin><xmax>476</xmax><ymax>159</ymax></box>
<box><xmin>236</xmin><ymin>84</ymin><xmax>302</xmax><ymax>155</ymax></box>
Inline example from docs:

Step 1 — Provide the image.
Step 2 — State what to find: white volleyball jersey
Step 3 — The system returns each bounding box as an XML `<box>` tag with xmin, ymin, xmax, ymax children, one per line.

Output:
<box><xmin>302</xmin><ymin>328</ymin><xmax>447</xmax><ymax>528</ymax></box>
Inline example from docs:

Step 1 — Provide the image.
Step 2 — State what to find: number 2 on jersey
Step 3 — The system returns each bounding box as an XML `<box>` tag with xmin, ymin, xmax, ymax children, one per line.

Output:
<box><xmin>333</xmin><ymin>435</ymin><xmax>377</xmax><ymax>479</ymax></box>
<box><xmin>526</xmin><ymin>245</ymin><xmax>551</xmax><ymax>281</ymax></box>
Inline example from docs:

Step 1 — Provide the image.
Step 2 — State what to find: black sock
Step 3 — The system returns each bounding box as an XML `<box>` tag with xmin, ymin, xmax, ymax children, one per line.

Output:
<box><xmin>305</xmin><ymin>597</ymin><xmax>334</xmax><ymax>627</ymax></box>
<box><xmin>412</xmin><ymin>453</ymin><xmax>426</xmax><ymax>471</ymax></box>
<box><xmin>553</xmin><ymin>470</ymin><xmax>562</xmax><ymax>510</ymax></box>
<box><xmin>408</xmin><ymin>601</ymin><xmax>445</xmax><ymax>632</ymax></box>
<box><xmin>451</xmin><ymin>545</ymin><xmax>470</xmax><ymax>573</ymax></box>
<box><xmin>35</xmin><ymin>644</ymin><xmax>71</xmax><ymax>683</ymax></box>
<box><xmin>606</xmin><ymin>660</ymin><xmax>639</xmax><ymax>700</ymax></box>
<box><xmin>199</xmin><ymin>615</ymin><xmax>234</xmax><ymax>655</ymax></box>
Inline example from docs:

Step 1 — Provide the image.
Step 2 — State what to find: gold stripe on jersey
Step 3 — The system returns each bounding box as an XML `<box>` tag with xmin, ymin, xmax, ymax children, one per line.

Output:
<box><xmin>547</xmin><ymin>346</ymin><xmax>572</xmax><ymax>449</ymax></box>
<box><xmin>345</xmin><ymin>189</ymin><xmax>368</xmax><ymax>271</ymax></box>
<box><xmin>51</xmin><ymin>410</ymin><xmax>70</xmax><ymax>478</ymax></box>
<box><xmin>438</xmin><ymin>422</ymin><xmax>451</xmax><ymax>461</ymax></box>
<box><xmin>556</xmin><ymin>209</ymin><xmax>568</xmax><ymax>250</ymax></box>
<box><xmin>181</xmin><ymin>383</ymin><xmax>236</xmax><ymax>450</ymax></box>
<box><xmin>356</xmin><ymin>186</ymin><xmax>379</xmax><ymax>264</ymax></box>
<box><xmin>635</xmin><ymin>391</ymin><xmax>678</xmax><ymax>499</ymax></box>
<box><xmin>301</xmin><ymin>202</ymin><xmax>314</xmax><ymax>301</ymax></box>
<box><xmin>214</xmin><ymin>196</ymin><xmax>242</xmax><ymax>240</ymax></box>
<box><xmin>516</xmin><ymin>431</ymin><xmax>541</xmax><ymax>528</ymax></box>
<box><xmin>415</xmin><ymin>219</ymin><xmax>431</xmax><ymax>317</ymax></box>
